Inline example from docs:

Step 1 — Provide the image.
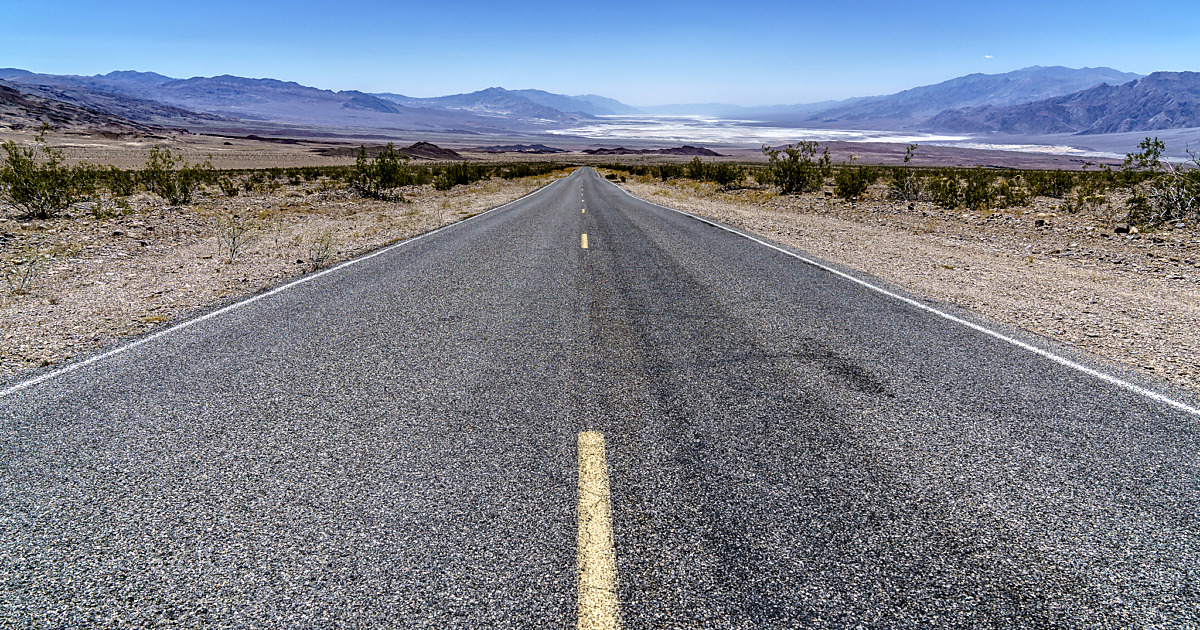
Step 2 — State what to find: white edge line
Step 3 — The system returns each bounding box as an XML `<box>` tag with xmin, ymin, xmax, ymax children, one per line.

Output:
<box><xmin>0</xmin><ymin>175</ymin><xmax>568</xmax><ymax>400</ymax></box>
<box><xmin>609</xmin><ymin>179</ymin><xmax>1200</xmax><ymax>418</ymax></box>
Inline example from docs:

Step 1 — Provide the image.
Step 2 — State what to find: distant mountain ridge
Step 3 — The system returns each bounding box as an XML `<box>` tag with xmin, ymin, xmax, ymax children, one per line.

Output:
<box><xmin>0</xmin><ymin>70</ymin><xmax>617</xmax><ymax>133</ymax></box>
<box><xmin>3</xmin><ymin>66</ymin><xmax>1197</xmax><ymax>142</ymax></box>
<box><xmin>922</xmin><ymin>71</ymin><xmax>1200</xmax><ymax>135</ymax></box>
<box><xmin>795</xmin><ymin>66</ymin><xmax>1143</xmax><ymax>124</ymax></box>
<box><xmin>0</xmin><ymin>81</ymin><xmax>167</xmax><ymax>133</ymax></box>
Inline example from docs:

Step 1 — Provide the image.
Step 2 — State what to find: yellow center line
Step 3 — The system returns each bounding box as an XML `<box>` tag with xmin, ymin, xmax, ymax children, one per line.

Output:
<box><xmin>577</xmin><ymin>431</ymin><xmax>620</xmax><ymax>630</ymax></box>
<box><xmin>581</xmin><ymin>234</ymin><xmax>589</xmax><ymax>249</ymax></box>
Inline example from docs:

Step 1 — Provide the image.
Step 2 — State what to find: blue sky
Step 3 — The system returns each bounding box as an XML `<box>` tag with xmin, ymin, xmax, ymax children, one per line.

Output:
<box><xmin>3</xmin><ymin>0</ymin><xmax>1197</xmax><ymax>106</ymax></box>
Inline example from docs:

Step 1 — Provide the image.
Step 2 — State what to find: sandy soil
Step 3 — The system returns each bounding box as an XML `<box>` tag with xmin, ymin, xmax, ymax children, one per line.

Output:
<box><xmin>615</xmin><ymin>176</ymin><xmax>1199</xmax><ymax>394</ymax></box>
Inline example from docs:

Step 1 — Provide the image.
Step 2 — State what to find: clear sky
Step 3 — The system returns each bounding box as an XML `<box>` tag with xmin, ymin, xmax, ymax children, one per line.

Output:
<box><xmin>3</xmin><ymin>0</ymin><xmax>1197</xmax><ymax>106</ymax></box>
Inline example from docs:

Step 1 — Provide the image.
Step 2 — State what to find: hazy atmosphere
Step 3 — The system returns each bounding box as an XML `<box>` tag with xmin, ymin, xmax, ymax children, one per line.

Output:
<box><xmin>5</xmin><ymin>0</ymin><xmax>1199</xmax><ymax>105</ymax></box>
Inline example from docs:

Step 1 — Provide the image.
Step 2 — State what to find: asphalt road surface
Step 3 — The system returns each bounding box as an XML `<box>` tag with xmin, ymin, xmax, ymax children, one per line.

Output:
<box><xmin>3</xmin><ymin>168</ymin><xmax>1198</xmax><ymax>628</ymax></box>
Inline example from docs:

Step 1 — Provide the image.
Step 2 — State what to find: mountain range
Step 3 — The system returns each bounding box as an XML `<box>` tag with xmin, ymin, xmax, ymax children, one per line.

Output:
<box><xmin>922</xmin><ymin>71</ymin><xmax>1200</xmax><ymax>135</ymax></box>
<box><xmin>1</xmin><ymin>66</ymin><xmax>1198</xmax><ymax>141</ymax></box>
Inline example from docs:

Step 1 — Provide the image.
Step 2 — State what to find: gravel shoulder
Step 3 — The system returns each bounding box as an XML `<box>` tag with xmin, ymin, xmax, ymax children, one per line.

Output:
<box><xmin>1</xmin><ymin>170</ymin><xmax>572</xmax><ymax>382</ymax></box>
<box><xmin>616</xmin><ymin>176</ymin><xmax>1200</xmax><ymax>393</ymax></box>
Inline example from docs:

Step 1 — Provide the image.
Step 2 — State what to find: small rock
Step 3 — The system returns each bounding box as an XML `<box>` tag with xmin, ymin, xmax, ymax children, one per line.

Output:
<box><xmin>1034</xmin><ymin>219</ymin><xmax>1045</xmax><ymax>227</ymax></box>
<box><xmin>112</xmin><ymin>230</ymin><xmax>124</xmax><ymax>237</ymax></box>
<box><xmin>1114</xmin><ymin>225</ymin><xmax>1130</xmax><ymax>234</ymax></box>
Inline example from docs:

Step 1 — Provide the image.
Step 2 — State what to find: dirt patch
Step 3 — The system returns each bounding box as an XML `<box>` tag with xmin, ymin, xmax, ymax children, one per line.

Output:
<box><xmin>1</xmin><ymin>169</ymin><xmax>574</xmax><ymax>381</ymax></box>
<box><xmin>616</xmin><ymin>176</ymin><xmax>1199</xmax><ymax>393</ymax></box>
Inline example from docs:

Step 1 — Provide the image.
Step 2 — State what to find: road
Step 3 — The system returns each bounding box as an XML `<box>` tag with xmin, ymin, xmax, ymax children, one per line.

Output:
<box><xmin>3</xmin><ymin>167</ymin><xmax>1198</xmax><ymax>628</ymax></box>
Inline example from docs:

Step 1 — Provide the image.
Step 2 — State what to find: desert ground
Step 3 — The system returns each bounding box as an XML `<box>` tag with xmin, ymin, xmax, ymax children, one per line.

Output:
<box><xmin>2</xmin><ymin>128</ymin><xmax>1196</xmax><ymax>395</ymax></box>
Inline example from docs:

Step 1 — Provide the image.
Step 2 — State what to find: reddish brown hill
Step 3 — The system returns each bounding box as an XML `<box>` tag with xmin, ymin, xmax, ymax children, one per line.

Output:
<box><xmin>314</xmin><ymin>142</ymin><xmax>465</xmax><ymax>160</ymax></box>
<box><xmin>583</xmin><ymin>145</ymin><xmax>722</xmax><ymax>156</ymax></box>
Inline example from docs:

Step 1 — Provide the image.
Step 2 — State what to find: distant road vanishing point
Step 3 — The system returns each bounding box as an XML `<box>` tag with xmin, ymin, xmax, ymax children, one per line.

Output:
<box><xmin>3</xmin><ymin>168</ymin><xmax>1198</xmax><ymax>628</ymax></box>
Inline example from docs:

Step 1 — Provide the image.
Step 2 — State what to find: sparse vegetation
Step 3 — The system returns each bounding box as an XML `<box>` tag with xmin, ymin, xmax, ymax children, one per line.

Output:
<box><xmin>833</xmin><ymin>158</ymin><xmax>880</xmax><ymax>201</ymax></box>
<box><xmin>352</xmin><ymin>143</ymin><xmax>426</xmax><ymax>200</ymax></box>
<box><xmin>1122</xmin><ymin>137</ymin><xmax>1200</xmax><ymax>226</ymax></box>
<box><xmin>140</xmin><ymin>146</ymin><xmax>211</xmax><ymax>205</ymax></box>
<box><xmin>433</xmin><ymin>162</ymin><xmax>489</xmax><ymax>191</ymax></box>
<box><xmin>762</xmin><ymin>142</ymin><xmax>831</xmax><ymax>194</ymax></box>
<box><xmin>102</xmin><ymin>164</ymin><xmax>136</xmax><ymax>197</ymax></box>
<box><xmin>0</xmin><ymin>127</ymin><xmax>92</xmax><ymax>219</ymax></box>
<box><xmin>216</xmin><ymin>213</ymin><xmax>258</xmax><ymax>263</ymax></box>
<box><xmin>305</xmin><ymin>230</ymin><xmax>337</xmax><ymax>271</ymax></box>
<box><xmin>3</xmin><ymin>239</ymin><xmax>47</xmax><ymax>295</ymax></box>
<box><xmin>888</xmin><ymin>145</ymin><xmax>923</xmax><ymax>201</ymax></box>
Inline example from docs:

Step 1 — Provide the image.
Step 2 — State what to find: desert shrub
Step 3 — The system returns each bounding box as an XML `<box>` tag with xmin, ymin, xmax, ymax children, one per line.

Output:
<box><xmin>0</xmin><ymin>129</ymin><xmax>92</xmax><ymax>219</ymax></box>
<box><xmin>433</xmin><ymin>162</ymin><xmax>489</xmax><ymax>191</ymax></box>
<box><xmin>654</xmin><ymin>164</ymin><xmax>683</xmax><ymax>181</ymax></box>
<box><xmin>993</xmin><ymin>176</ymin><xmax>1029</xmax><ymax>208</ymax></box>
<box><xmin>888</xmin><ymin>167</ymin><xmax>923</xmax><ymax>201</ymax></box>
<box><xmin>762</xmin><ymin>141</ymin><xmax>830</xmax><ymax>194</ymax></box>
<box><xmin>242</xmin><ymin>171</ymin><xmax>265</xmax><ymax>194</ymax></box>
<box><xmin>3</xmin><ymin>238</ymin><xmax>47</xmax><ymax>294</ymax></box>
<box><xmin>140</xmin><ymin>146</ymin><xmax>210</xmax><ymax>205</ymax></box>
<box><xmin>708</xmin><ymin>162</ymin><xmax>746</xmax><ymax>190</ymax></box>
<box><xmin>888</xmin><ymin>144</ymin><xmax>922</xmax><ymax>201</ymax></box>
<box><xmin>352</xmin><ymin>143</ymin><xmax>432</xmax><ymax>199</ymax></box>
<box><xmin>216</xmin><ymin>213</ymin><xmax>258</xmax><ymax>263</ymax></box>
<box><xmin>1025</xmin><ymin>169</ymin><xmax>1075</xmax><ymax>198</ymax></box>
<box><xmin>752</xmin><ymin>167</ymin><xmax>774</xmax><ymax>186</ymax></box>
<box><xmin>305</xmin><ymin>230</ymin><xmax>336</xmax><ymax>271</ymax></box>
<box><xmin>961</xmin><ymin>167</ymin><xmax>997</xmax><ymax>210</ymax></box>
<box><xmin>685</xmin><ymin>156</ymin><xmax>707</xmax><ymax>181</ymax></box>
<box><xmin>833</xmin><ymin>162</ymin><xmax>880</xmax><ymax>201</ymax></box>
<box><xmin>217</xmin><ymin>176</ymin><xmax>239</xmax><ymax>197</ymax></box>
<box><xmin>1122</xmin><ymin>137</ymin><xmax>1200</xmax><ymax>226</ymax></box>
<box><xmin>102</xmin><ymin>165</ymin><xmax>136</xmax><ymax>197</ymax></box>
<box><xmin>927</xmin><ymin>169</ymin><xmax>962</xmax><ymax>208</ymax></box>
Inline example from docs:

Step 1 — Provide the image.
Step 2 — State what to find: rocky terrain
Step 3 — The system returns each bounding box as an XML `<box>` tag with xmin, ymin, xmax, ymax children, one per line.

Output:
<box><xmin>745</xmin><ymin>66</ymin><xmax>1143</xmax><ymax>125</ymax></box>
<box><xmin>924</xmin><ymin>71</ymin><xmax>1200</xmax><ymax>135</ymax></box>
<box><xmin>0</xmin><ymin>83</ymin><xmax>169</xmax><ymax>135</ymax></box>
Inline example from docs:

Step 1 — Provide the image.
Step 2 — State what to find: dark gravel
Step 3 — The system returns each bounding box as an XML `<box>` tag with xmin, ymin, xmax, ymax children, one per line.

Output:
<box><xmin>2</xmin><ymin>168</ymin><xmax>1198</xmax><ymax>628</ymax></box>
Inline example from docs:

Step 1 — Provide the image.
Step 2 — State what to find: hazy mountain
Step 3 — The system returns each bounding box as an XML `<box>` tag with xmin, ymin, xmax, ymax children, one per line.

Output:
<box><xmin>923</xmin><ymin>71</ymin><xmax>1200</xmax><ymax>135</ymax></box>
<box><xmin>566</xmin><ymin>94</ymin><xmax>641</xmax><ymax>115</ymax></box>
<box><xmin>0</xmin><ymin>81</ymin><xmax>167</xmax><ymax>133</ymax></box>
<box><xmin>372</xmin><ymin>87</ymin><xmax>595</xmax><ymax>122</ymax></box>
<box><xmin>373</xmin><ymin>88</ymin><xmax>640</xmax><ymax>118</ymax></box>
<box><xmin>796</xmin><ymin>66</ymin><xmax>1143</xmax><ymax>125</ymax></box>
<box><xmin>637</xmin><ymin>103</ymin><xmax>751</xmax><ymax>116</ymax></box>
<box><xmin>1</xmin><ymin>77</ymin><xmax>231</xmax><ymax>127</ymax></box>
<box><xmin>0</xmin><ymin>71</ymin><xmax>540</xmax><ymax>132</ymax></box>
<box><xmin>637</xmin><ymin>100</ymin><xmax>859</xmax><ymax>118</ymax></box>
